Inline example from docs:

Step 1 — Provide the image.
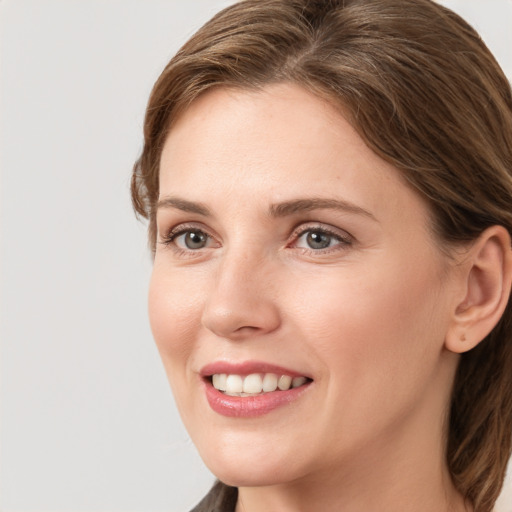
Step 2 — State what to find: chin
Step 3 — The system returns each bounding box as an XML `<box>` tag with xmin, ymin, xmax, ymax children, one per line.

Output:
<box><xmin>208</xmin><ymin>462</ymin><xmax>294</xmax><ymax>488</ymax></box>
<box><xmin>197</xmin><ymin>437</ymin><xmax>303</xmax><ymax>488</ymax></box>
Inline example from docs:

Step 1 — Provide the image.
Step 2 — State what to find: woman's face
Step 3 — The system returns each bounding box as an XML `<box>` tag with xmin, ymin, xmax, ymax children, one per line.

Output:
<box><xmin>150</xmin><ymin>84</ymin><xmax>461</xmax><ymax>486</ymax></box>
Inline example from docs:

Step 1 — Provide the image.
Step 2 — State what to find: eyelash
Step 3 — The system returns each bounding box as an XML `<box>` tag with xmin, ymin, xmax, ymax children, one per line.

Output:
<box><xmin>291</xmin><ymin>224</ymin><xmax>353</xmax><ymax>254</ymax></box>
<box><xmin>159</xmin><ymin>223</ymin><xmax>353</xmax><ymax>256</ymax></box>
<box><xmin>159</xmin><ymin>224</ymin><xmax>217</xmax><ymax>257</ymax></box>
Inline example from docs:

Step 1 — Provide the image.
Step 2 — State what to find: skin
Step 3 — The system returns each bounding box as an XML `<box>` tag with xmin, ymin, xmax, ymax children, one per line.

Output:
<box><xmin>149</xmin><ymin>83</ymin><xmax>473</xmax><ymax>511</ymax></box>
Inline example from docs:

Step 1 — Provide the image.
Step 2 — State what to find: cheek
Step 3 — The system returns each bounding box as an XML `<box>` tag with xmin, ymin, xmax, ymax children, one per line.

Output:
<box><xmin>148</xmin><ymin>265</ymin><xmax>211</xmax><ymax>426</ymax></box>
<box><xmin>290</xmin><ymin>257</ymin><xmax>448</xmax><ymax>387</ymax></box>
<box><xmin>286</xmin><ymin>261</ymin><xmax>451</xmax><ymax>451</ymax></box>
<box><xmin>148</xmin><ymin>266</ymin><xmax>203</xmax><ymax>370</ymax></box>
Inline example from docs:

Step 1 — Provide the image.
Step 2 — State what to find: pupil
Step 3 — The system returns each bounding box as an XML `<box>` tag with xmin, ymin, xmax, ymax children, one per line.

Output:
<box><xmin>307</xmin><ymin>231</ymin><xmax>331</xmax><ymax>249</ymax></box>
<box><xmin>186</xmin><ymin>231</ymin><xmax>206</xmax><ymax>249</ymax></box>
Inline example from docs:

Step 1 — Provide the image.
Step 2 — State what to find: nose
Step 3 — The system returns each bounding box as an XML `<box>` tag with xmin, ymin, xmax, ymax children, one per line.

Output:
<box><xmin>201</xmin><ymin>250</ymin><xmax>281</xmax><ymax>340</ymax></box>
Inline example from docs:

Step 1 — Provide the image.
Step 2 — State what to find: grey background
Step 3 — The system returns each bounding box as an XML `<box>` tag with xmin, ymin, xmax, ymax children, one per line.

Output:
<box><xmin>0</xmin><ymin>1</ymin><xmax>511</xmax><ymax>511</ymax></box>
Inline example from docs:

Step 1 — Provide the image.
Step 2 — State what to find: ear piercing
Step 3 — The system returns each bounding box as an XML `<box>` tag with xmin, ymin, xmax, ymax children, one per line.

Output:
<box><xmin>460</xmin><ymin>333</ymin><xmax>467</xmax><ymax>342</ymax></box>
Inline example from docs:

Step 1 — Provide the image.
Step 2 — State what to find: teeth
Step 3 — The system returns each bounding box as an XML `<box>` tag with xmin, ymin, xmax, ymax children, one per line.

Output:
<box><xmin>225</xmin><ymin>374</ymin><xmax>243</xmax><ymax>394</ymax></box>
<box><xmin>262</xmin><ymin>373</ymin><xmax>278</xmax><ymax>392</ymax></box>
<box><xmin>243</xmin><ymin>373</ymin><xmax>263</xmax><ymax>393</ymax></box>
<box><xmin>292</xmin><ymin>376</ymin><xmax>307</xmax><ymax>388</ymax></box>
<box><xmin>212</xmin><ymin>373</ymin><xmax>227</xmax><ymax>391</ymax></box>
<box><xmin>212</xmin><ymin>372</ymin><xmax>309</xmax><ymax>395</ymax></box>
<box><xmin>278</xmin><ymin>375</ymin><xmax>292</xmax><ymax>390</ymax></box>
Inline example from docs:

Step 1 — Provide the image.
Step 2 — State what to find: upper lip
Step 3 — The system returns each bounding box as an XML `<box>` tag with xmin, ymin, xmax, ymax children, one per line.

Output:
<box><xmin>200</xmin><ymin>360</ymin><xmax>312</xmax><ymax>379</ymax></box>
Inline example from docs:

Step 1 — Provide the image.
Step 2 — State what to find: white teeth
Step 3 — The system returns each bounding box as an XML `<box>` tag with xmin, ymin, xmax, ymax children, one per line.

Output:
<box><xmin>212</xmin><ymin>373</ymin><xmax>227</xmax><ymax>391</ymax></box>
<box><xmin>292</xmin><ymin>376</ymin><xmax>307</xmax><ymax>388</ymax></box>
<box><xmin>262</xmin><ymin>373</ymin><xmax>278</xmax><ymax>392</ymax></box>
<box><xmin>225</xmin><ymin>374</ymin><xmax>243</xmax><ymax>394</ymax></box>
<box><xmin>278</xmin><ymin>375</ymin><xmax>292</xmax><ymax>391</ymax></box>
<box><xmin>212</xmin><ymin>372</ymin><xmax>309</xmax><ymax>395</ymax></box>
<box><xmin>243</xmin><ymin>373</ymin><xmax>263</xmax><ymax>393</ymax></box>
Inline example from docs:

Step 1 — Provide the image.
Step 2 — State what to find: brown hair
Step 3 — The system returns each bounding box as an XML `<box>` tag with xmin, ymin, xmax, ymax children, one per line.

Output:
<box><xmin>132</xmin><ymin>1</ymin><xmax>512</xmax><ymax>510</ymax></box>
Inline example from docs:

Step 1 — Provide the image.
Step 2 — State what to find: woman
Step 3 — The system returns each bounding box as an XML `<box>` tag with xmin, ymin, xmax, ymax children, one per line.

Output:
<box><xmin>132</xmin><ymin>0</ymin><xmax>512</xmax><ymax>511</ymax></box>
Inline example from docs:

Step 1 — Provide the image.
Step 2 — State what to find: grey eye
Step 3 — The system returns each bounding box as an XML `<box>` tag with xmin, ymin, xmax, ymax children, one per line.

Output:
<box><xmin>305</xmin><ymin>230</ymin><xmax>335</xmax><ymax>249</ymax></box>
<box><xmin>178</xmin><ymin>230</ymin><xmax>209</xmax><ymax>249</ymax></box>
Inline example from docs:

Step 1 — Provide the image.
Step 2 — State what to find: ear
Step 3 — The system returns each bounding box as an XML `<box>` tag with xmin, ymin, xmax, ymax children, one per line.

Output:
<box><xmin>445</xmin><ymin>225</ymin><xmax>512</xmax><ymax>354</ymax></box>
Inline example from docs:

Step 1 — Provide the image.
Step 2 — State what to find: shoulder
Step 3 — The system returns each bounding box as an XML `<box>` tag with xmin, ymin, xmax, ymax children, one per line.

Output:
<box><xmin>189</xmin><ymin>481</ymin><xmax>238</xmax><ymax>512</ymax></box>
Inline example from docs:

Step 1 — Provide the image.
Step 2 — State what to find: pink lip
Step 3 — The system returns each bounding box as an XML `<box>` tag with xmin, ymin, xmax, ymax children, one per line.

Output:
<box><xmin>203</xmin><ymin>381</ymin><xmax>311</xmax><ymax>417</ymax></box>
<box><xmin>200</xmin><ymin>360</ymin><xmax>313</xmax><ymax>418</ymax></box>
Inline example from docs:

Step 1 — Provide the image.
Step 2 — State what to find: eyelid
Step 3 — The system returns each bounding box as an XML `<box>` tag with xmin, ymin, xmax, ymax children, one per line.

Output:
<box><xmin>157</xmin><ymin>220</ymin><xmax>353</xmax><ymax>255</ymax></box>
<box><xmin>159</xmin><ymin>222</ymin><xmax>219</xmax><ymax>250</ymax></box>
<box><xmin>289</xmin><ymin>222</ymin><xmax>354</xmax><ymax>252</ymax></box>
<box><xmin>291</xmin><ymin>221</ymin><xmax>352</xmax><ymax>239</ymax></box>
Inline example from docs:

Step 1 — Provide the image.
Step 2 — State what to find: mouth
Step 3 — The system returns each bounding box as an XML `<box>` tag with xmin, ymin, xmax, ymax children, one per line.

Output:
<box><xmin>210</xmin><ymin>373</ymin><xmax>311</xmax><ymax>396</ymax></box>
<box><xmin>200</xmin><ymin>362</ymin><xmax>313</xmax><ymax>417</ymax></box>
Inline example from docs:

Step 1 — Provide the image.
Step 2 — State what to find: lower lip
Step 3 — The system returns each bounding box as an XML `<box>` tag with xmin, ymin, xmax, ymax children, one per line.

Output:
<box><xmin>204</xmin><ymin>380</ymin><xmax>311</xmax><ymax>418</ymax></box>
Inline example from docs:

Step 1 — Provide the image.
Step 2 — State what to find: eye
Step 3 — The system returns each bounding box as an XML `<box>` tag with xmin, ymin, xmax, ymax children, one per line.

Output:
<box><xmin>293</xmin><ymin>226</ymin><xmax>352</xmax><ymax>252</ymax></box>
<box><xmin>175</xmin><ymin>230</ymin><xmax>209</xmax><ymax>249</ymax></box>
<box><xmin>161</xmin><ymin>226</ymin><xmax>216</xmax><ymax>251</ymax></box>
<box><xmin>298</xmin><ymin>230</ymin><xmax>335</xmax><ymax>250</ymax></box>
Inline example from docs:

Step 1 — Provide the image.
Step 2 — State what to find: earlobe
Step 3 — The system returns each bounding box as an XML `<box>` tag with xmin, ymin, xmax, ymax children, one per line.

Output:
<box><xmin>445</xmin><ymin>226</ymin><xmax>512</xmax><ymax>354</ymax></box>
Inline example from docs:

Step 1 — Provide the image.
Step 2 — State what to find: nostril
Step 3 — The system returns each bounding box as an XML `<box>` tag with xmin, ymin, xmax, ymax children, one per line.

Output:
<box><xmin>200</xmin><ymin>275</ymin><xmax>281</xmax><ymax>339</ymax></box>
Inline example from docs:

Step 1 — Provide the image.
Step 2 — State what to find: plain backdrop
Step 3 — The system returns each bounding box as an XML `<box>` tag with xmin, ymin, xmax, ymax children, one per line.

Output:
<box><xmin>0</xmin><ymin>1</ymin><xmax>511</xmax><ymax>511</ymax></box>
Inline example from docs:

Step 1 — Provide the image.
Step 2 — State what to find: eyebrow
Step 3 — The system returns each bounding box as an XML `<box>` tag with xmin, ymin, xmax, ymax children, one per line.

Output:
<box><xmin>268</xmin><ymin>198</ymin><xmax>376</xmax><ymax>220</ymax></box>
<box><xmin>156</xmin><ymin>196</ymin><xmax>376</xmax><ymax>221</ymax></box>
<box><xmin>156</xmin><ymin>197</ymin><xmax>211</xmax><ymax>216</ymax></box>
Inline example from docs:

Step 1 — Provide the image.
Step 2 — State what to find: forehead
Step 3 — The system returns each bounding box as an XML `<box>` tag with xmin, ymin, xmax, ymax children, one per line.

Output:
<box><xmin>158</xmin><ymin>83</ymin><xmax>431</xmax><ymax>229</ymax></box>
<box><xmin>163</xmin><ymin>86</ymin><xmax>380</xmax><ymax>180</ymax></box>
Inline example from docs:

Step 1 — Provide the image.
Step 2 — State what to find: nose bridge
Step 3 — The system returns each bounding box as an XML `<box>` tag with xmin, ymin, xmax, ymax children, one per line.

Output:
<box><xmin>201</xmin><ymin>242</ymin><xmax>280</xmax><ymax>339</ymax></box>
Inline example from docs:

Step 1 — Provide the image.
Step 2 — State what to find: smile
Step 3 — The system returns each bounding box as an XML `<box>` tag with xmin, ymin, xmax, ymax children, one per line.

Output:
<box><xmin>201</xmin><ymin>362</ymin><xmax>313</xmax><ymax>417</ymax></box>
<box><xmin>212</xmin><ymin>373</ymin><xmax>309</xmax><ymax>396</ymax></box>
